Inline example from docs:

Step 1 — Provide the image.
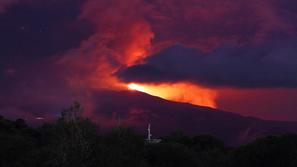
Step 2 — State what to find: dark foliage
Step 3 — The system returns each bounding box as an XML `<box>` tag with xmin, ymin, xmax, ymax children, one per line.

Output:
<box><xmin>1</xmin><ymin>103</ymin><xmax>297</xmax><ymax>167</ymax></box>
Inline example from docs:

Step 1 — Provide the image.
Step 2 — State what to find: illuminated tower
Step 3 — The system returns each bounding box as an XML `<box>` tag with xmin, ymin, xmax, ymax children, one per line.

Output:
<box><xmin>147</xmin><ymin>124</ymin><xmax>152</xmax><ymax>141</ymax></box>
<box><xmin>146</xmin><ymin>124</ymin><xmax>161</xmax><ymax>144</ymax></box>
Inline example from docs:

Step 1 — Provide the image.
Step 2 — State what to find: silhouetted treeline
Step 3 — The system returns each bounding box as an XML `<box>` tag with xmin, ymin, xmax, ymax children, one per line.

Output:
<box><xmin>1</xmin><ymin>103</ymin><xmax>297</xmax><ymax>167</ymax></box>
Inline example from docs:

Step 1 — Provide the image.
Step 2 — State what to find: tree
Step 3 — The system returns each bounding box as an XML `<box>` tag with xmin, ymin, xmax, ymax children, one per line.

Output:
<box><xmin>229</xmin><ymin>134</ymin><xmax>297</xmax><ymax>167</ymax></box>
<box><xmin>43</xmin><ymin>102</ymin><xmax>98</xmax><ymax>167</ymax></box>
<box><xmin>94</xmin><ymin>126</ymin><xmax>147</xmax><ymax>167</ymax></box>
<box><xmin>145</xmin><ymin>143</ymin><xmax>198</xmax><ymax>167</ymax></box>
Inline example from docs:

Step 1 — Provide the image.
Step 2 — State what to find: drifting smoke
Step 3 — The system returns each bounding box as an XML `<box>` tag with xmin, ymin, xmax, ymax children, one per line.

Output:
<box><xmin>57</xmin><ymin>0</ymin><xmax>297</xmax><ymax>109</ymax></box>
<box><xmin>58</xmin><ymin>0</ymin><xmax>153</xmax><ymax>88</ymax></box>
<box><xmin>57</xmin><ymin>0</ymin><xmax>218</xmax><ymax>108</ymax></box>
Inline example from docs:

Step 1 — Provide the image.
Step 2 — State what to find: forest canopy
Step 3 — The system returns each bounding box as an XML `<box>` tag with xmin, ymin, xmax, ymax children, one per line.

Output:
<box><xmin>1</xmin><ymin>103</ymin><xmax>297</xmax><ymax>167</ymax></box>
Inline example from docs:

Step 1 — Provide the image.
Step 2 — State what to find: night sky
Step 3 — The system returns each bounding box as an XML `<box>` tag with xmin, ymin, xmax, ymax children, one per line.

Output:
<box><xmin>1</xmin><ymin>0</ymin><xmax>297</xmax><ymax>124</ymax></box>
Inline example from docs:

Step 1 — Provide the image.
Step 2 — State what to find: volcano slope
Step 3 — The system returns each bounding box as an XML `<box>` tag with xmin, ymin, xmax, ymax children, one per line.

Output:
<box><xmin>90</xmin><ymin>90</ymin><xmax>297</xmax><ymax>145</ymax></box>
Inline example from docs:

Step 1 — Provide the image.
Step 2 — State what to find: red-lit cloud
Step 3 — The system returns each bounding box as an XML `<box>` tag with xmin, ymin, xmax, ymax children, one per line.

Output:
<box><xmin>53</xmin><ymin>0</ymin><xmax>297</xmax><ymax>119</ymax></box>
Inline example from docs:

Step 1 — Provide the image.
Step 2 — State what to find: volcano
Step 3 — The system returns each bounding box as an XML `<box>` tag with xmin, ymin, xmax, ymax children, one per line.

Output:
<box><xmin>89</xmin><ymin>90</ymin><xmax>297</xmax><ymax>145</ymax></box>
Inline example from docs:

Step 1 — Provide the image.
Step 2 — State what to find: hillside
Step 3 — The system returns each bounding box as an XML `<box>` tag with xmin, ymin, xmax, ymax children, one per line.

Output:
<box><xmin>91</xmin><ymin>90</ymin><xmax>297</xmax><ymax>145</ymax></box>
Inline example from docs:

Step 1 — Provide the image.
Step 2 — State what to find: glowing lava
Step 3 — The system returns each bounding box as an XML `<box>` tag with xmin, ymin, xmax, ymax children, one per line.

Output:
<box><xmin>128</xmin><ymin>83</ymin><xmax>146</xmax><ymax>92</ymax></box>
<box><xmin>127</xmin><ymin>82</ymin><xmax>217</xmax><ymax>108</ymax></box>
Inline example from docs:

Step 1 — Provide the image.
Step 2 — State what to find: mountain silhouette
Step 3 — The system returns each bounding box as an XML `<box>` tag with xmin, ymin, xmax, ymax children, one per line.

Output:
<box><xmin>90</xmin><ymin>90</ymin><xmax>297</xmax><ymax>145</ymax></box>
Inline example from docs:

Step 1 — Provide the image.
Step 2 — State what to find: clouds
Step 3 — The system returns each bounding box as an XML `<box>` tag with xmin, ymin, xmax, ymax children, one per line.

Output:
<box><xmin>145</xmin><ymin>0</ymin><xmax>297</xmax><ymax>50</ymax></box>
<box><xmin>0</xmin><ymin>0</ymin><xmax>92</xmax><ymax>71</ymax></box>
<box><xmin>56</xmin><ymin>0</ymin><xmax>297</xmax><ymax>91</ymax></box>
<box><xmin>118</xmin><ymin>39</ymin><xmax>297</xmax><ymax>88</ymax></box>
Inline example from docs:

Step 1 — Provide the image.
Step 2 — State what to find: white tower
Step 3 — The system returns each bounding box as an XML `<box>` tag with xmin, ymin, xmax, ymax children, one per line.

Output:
<box><xmin>147</xmin><ymin>124</ymin><xmax>152</xmax><ymax>141</ymax></box>
<box><xmin>145</xmin><ymin>123</ymin><xmax>161</xmax><ymax>144</ymax></box>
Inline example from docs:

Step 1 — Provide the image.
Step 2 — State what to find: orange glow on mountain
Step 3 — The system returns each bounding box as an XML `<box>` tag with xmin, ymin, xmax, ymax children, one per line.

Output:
<box><xmin>128</xmin><ymin>83</ymin><xmax>146</xmax><ymax>92</ymax></box>
<box><xmin>127</xmin><ymin>82</ymin><xmax>217</xmax><ymax>108</ymax></box>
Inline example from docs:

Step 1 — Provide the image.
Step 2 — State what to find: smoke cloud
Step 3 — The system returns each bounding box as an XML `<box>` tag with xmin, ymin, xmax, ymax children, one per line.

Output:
<box><xmin>118</xmin><ymin>39</ymin><xmax>297</xmax><ymax>88</ymax></box>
